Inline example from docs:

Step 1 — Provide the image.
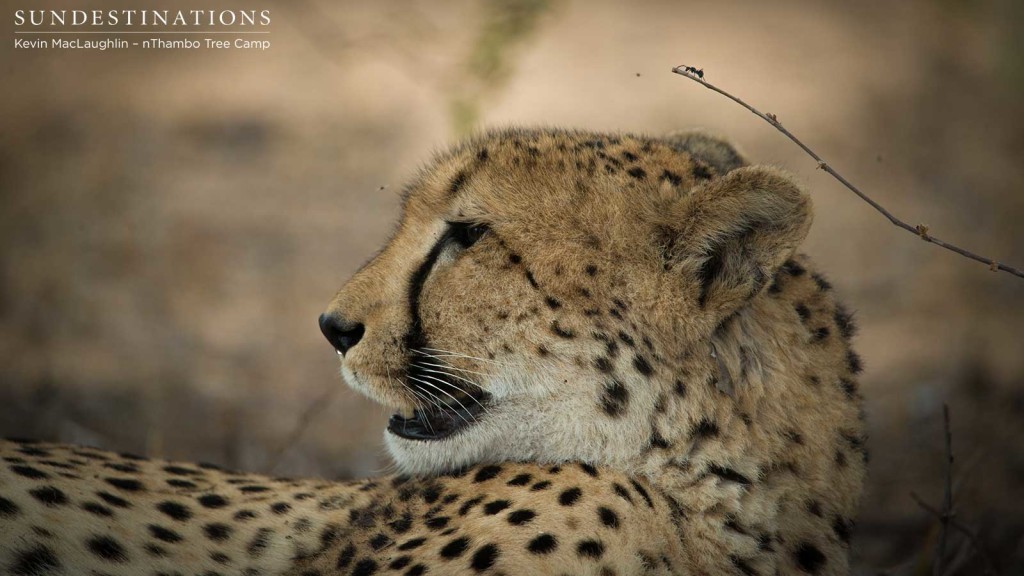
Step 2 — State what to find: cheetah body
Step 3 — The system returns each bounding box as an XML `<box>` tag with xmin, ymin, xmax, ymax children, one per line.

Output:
<box><xmin>0</xmin><ymin>128</ymin><xmax>865</xmax><ymax>576</ymax></box>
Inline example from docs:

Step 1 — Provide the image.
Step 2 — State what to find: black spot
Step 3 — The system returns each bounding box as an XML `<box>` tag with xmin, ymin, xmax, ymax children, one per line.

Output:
<box><xmin>477</xmin><ymin>148</ymin><xmax>489</xmax><ymax>161</ymax></box>
<box><xmin>558</xmin><ymin>487</ymin><xmax>582</xmax><ymax>506</ymax></box>
<box><xmin>388</xmin><ymin>513</ymin><xmax>413</xmax><ymax>534</ymax></box>
<box><xmin>600</xmin><ymin>380</ymin><xmax>629</xmax><ymax>417</ymax></box>
<box><xmin>707</xmin><ymin>464</ymin><xmax>751</xmax><ymax>485</ymax></box>
<box><xmin>691</xmin><ymin>418</ymin><xmax>719</xmax><ymax>438</ymax></box>
<box><xmin>87</xmin><ymin>535</ymin><xmax>128</xmax><ymax>562</ymax></box>
<box><xmin>649</xmin><ymin>429</ymin><xmax>670</xmax><ymax>449</ymax></box>
<box><xmin>458</xmin><ymin>496</ymin><xmax>484</xmax><ymax>516</ymax></box>
<box><xmin>730</xmin><ymin>555</ymin><xmax>758</xmax><ymax>576</ymax></box>
<box><xmin>448</xmin><ymin>170</ymin><xmax>469</xmax><ymax>196</ymax></box>
<box><xmin>156</xmin><ymin>501</ymin><xmax>192</xmax><ymax>521</ymax></box>
<box><xmin>813</xmin><ymin>326</ymin><xmax>830</xmax><ymax>341</ymax></box>
<box><xmin>597</xmin><ymin>507</ymin><xmax>619</xmax><ymax>528</ymax></box>
<box><xmin>507</xmin><ymin>473</ymin><xmax>532</xmax><ymax>486</ymax></box>
<box><xmin>544</xmin><ymin>296</ymin><xmax>562</xmax><ymax>310</ymax></box>
<box><xmin>473</xmin><ymin>465</ymin><xmax>502</xmax><ymax>483</ymax></box>
<box><xmin>622</xmin><ymin>151</ymin><xmax>639</xmax><ymax>162</ymax></box>
<box><xmin>234</xmin><ymin>509</ymin><xmax>257</xmax><ymax>521</ymax></box>
<box><xmin>198</xmin><ymin>494</ymin><xmax>229</xmax><ymax>509</ymax></box>
<box><xmin>425</xmin><ymin>516</ymin><xmax>449</xmax><ymax>530</ymax></box>
<box><xmin>352</xmin><ymin>558</ymin><xmax>378</xmax><ymax>576</ymax></box>
<box><xmin>525</xmin><ymin>270</ymin><xmax>540</xmax><ymax>289</ymax></box>
<box><xmin>577</xmin><ymin>539</ymin><xmax>605</xmax><ymax>558</ymax></box>
<box><xmin>812</xmin><ymin>273</ymin><xmax>832</xmax><ymax>291</ymax></box>
<box><xmin>585</xmin><ymin>264</ymin><xmax>598</xmax><ymax>276</ymax></box>
<box><xmin>691</xmin><ymin>161</ymin><xmax>714</xmax><ymax>180</ymax></box>
<box><xmin>508</xmin><ymin>253</ymin><xmax>521</xmax><ymax>265</ymax></box>
<box><xmin>166</xmin><ymin>479</ymin><xmax>197</xmax><ymax>488</ymax></box>
<box><xmin>470</xmin><ymin>543</ymin><xmax>499</xmax><ymax>572</ymax></box>
<box><xmin>847</xmin><ymin>350</ymin><xmax>864</xmax><ymax>374</ymax></box>
<box><xmin>204</xmin><ymin>522</ymin><xmax>232</xmax><ymax>542</ymax></box>
<box><xmin>782</xmin><ymin>260</ymin><xmax>806</xmax><ymax>276</ymax></box>
<box><xmin>660</xmin><ymin>170</ymin><xmax>683</xmax><ymax>186</ymax></box>
<box><xmin>81</xmin><ymin>502</ymin><xmax>113</xmax><ymax>517</ymax></box>
<box><xmin>483</xmin><ymin>499</ymin><xmax>511</xmax><ymax>515</ymax></box>
<box><xmin>536</xmin><ymin>345</ymin><xmax>550</xmax><ymax>357</ymax></box>
<box><xmin>163</xmin><ymin>465</ymin><xmax>199</xmax><ymax>476</ymax></box>
<box><xmin>507</xmin><ymin>509</ymin><xmax>536</xmax><ymax>525</ymax></box>
<box><xmin>806</xmin><ymin>500</ymin><xmax>823</xmax><ymax>517</ymax></box>
<box><xmin>105</xmin><ymin>477</ymin><xmax>144</xmax><ymax>492</ymax></box>
<box><xmin>593</xmin><ymin>357</ymin><xmax>613</xmax><ymax>373</ymax></box>
<box><xmin>697</xmin><ymin>250</ymin><xmax>725</xmax><ymax>308</ymax></box>
<box><xmin>832</xmin><ymin>517</ymin><xmax>853</xmax><ymax>543</ymax></box>
<box><xmin>795</xmin><ymin>303</ymin><xmax>811</xmax><ymax>321</ymax></box>
<box><xmin>97</xmin><ymin>491</ymin><xmax>130</xmax><ymax>508</ymax></box>
<box><xmin>551</xmin><ymin>321</ymin><xmax>574</xmax><ymax>339</ymax></box>
<box><xmin>28</xmin><ymin>486</ymin><xmax>67</xmax><ymax>506</ymax></box>
<box><xmin>239</xmin><ymin>485</ymin><xmax>269</xmax><ymax>493</ymax></box>
<box><xmin>390</xmin><ymin>556</ymin><xmax>412</xmax><ymax>570</ymax></box>
<box><xmin>674</xmin><ymin>380</ymin><xmax>687</xmax><ymax>397</ymax></box>
<box><xmin>103</xmin><ymin>462</ymin><xmax>139</xmax><ymax>473</ymax></box>
<box><xmin>149</xmin><ymin>525</ymin><xmax>183</xmax><ymax>543</ymax></box>
<box><xmin>530</xmin><ymin>480</ymin><xmax>551</xmax><ymax>491</ymax></box>
<box><xmin>369</xmin><ymin>533</ymin><xmax>391</xmax><ymax>551</ymax></box>
<box><xmin>398</xmin><ymin>537</ymin><xmax>427</xmax><ymax>551</ymax></box>
<box><xmin>626</xmin><ymin>167</ymin><xmax>647</xmax><ymax>180</ymax></box>
<box><xmin>440</xmin><ymin>537</ymin><xmax>470</xmax><ymax>558</ymax></box>
<box><xmin>527</xmin><ymin>533</ymin><xmax>557</xmax><ymax>554</ymax></box>
<box><xmin>0</xmin><ymin>496</ymin><xmax>21</xmax><ymax>517</ymax></box>
<box><xmin>794</xmin><ymin>542</ymin><xmax>826</xmax><ymax>573</ymax></box>
<box><xmin>247</xmin><ymin>528</ymin><xmax>273</xmax><ymax>557</ymax></box>
<box><xmin>270</xmin><ymin>502</ymin><xmax>291</xmax><ymax>514</ymax></box>
<box><xmin>336</xmin><ymin>543</ymin><xmax>356</xmax><ymax>568</ymax></box>
<box><xmin>839</xmin><ymin>378</ymin><xmax>858</xmax><ymax>398</ymax></box>
<box><xmin>406</xmin><ymin>564</ymin><xmax>427</xmax><ymax>576</ymax></box>
<box><xmin>11</xmin><ymin>545</ymin><xmax>60</xmax><ymax>575</ymax></box>
<box><xmin>580</xmin><ymin>463</ymin><xmax>599</xmax><ymax>477</ymax></box>
<box><xmin>10</xmin><ymin>465</ymin><xmax>49</xmax><ymax>480</ymax></box>
<box><xmin>630</xmin><ymin>479</ymin><xmax>655</xmax><ymax>508</ymax></box>
<box><xmin>633</xmin><ymin>355</ymin><xmax>653</xmax><ymax>376</ymax></box>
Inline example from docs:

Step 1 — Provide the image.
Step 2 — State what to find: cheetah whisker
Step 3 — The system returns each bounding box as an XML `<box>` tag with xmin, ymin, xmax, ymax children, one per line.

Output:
<box><xmin>415</xmin><ymin>361</ymin><xmax>491</xmax><ymax>379</ymax></box>
<box><xmin>406</xmin><ymin>376</ymin><xmax>477</xmax><ymax>426</ymax></box>
<box><xmin>418</xmin><ymin>347</ymin><xmax>509</xmax><ymax>366</ymax></box>
<box><xmin>412</xmin><ymin>369</ymin><xmax>492</xmax><ymax>416</ymax></box>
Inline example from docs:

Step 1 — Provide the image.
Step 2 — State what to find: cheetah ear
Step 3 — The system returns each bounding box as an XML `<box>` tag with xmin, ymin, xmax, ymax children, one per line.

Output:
<box><xmin>663</xmin><ymin>130</ymin><xmax>747</xmax><ymax>175</ymax></box>
<box><xmin>667</xmin><ymin>166</ymin><xmax>812</xmax><ymax>315</ymax></box>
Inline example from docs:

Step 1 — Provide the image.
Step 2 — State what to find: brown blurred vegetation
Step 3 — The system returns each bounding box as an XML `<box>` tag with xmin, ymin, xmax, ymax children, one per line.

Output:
<box><xmin>1</xmin><ymin>0</ymin><xmax>1023</xmax><ymax>573</ymax></box>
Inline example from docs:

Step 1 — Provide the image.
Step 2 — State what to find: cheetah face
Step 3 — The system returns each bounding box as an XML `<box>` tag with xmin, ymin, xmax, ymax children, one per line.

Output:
<box><xmin>320</xmin><ymin>129</ymin><xmax>810</xmax><ymax>475</ymax></box>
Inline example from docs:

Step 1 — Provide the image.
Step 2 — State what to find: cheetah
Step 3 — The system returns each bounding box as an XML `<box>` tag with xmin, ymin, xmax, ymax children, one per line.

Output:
<box><xmin>0</xmin><ymin>128</ymin><xmax>865</xmax><ymax>576</ymax></box>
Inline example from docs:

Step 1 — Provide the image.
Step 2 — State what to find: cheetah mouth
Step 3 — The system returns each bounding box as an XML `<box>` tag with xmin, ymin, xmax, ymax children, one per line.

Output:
<box><xmin>386</xmin><ymin>362</ymin><xmax>491</xmax><ymax>441</ymax></box>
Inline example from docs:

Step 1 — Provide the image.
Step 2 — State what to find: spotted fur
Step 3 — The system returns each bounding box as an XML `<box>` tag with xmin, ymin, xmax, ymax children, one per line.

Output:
<box><xmin>0</xmin><ymin>128</ymin><xmax>865</xmax><ymax>575</ymax></box>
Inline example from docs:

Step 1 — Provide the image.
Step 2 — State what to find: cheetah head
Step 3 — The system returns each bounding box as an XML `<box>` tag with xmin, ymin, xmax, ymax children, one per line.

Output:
<box><xmin>321</xmin><ymin>128</ymin><xmax>811</xmax><ymax>476</ymax></box>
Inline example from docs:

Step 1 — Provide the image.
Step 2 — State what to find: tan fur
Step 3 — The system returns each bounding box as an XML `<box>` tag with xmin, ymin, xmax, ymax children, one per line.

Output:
<box><xmin>0</xmin><ymin>128</ymin><xmax>865</xmax><ymax>576</ymax></box>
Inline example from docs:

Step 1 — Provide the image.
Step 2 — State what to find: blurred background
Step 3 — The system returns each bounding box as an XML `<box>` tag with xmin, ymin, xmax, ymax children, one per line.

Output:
<box><xmin>1</xmin><ymin>0</ymin><xmax>1022</xmax><ymax>573</ymax></box>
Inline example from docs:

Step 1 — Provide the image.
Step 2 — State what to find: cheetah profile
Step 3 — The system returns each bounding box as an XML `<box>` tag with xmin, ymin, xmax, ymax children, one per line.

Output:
<box><xmin>0</xmin><ymin>128</ymin><xmax>865</xmax><ymax>576</ymax></box>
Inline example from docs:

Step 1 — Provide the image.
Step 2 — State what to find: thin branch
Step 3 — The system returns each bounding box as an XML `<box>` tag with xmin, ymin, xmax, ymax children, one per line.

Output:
<box><xmin>910</xmin><ymin>493</ymin><xmax>999</xmax><ymax>576</ymax></box>
<box><xmin>935</xmin><ymin>404</ymin><xmax>953</xmax><ymax>576</ymax></box>
<box><xmin>265</xmin><ymin>383</ymin><xmax>344</xmax><ymax>474</ymax></box>
<box><xmin>670</xmin><ymin>65</ymin><xmax>1024</xmax><ymax>280</ymax></box>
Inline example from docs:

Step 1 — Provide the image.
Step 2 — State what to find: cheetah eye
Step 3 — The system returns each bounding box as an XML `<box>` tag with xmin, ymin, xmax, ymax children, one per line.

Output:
<box><xmin>449</xmin><ymin>222</ymin><xmax>490</xmax><ymax>249</ymax></box>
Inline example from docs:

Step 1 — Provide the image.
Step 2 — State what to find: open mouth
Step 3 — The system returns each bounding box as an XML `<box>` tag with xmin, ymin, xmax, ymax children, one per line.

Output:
<box><xmin>386</xmin><ymin>360</ymin><xmax>491</xmax><ymax>441</ymax></box>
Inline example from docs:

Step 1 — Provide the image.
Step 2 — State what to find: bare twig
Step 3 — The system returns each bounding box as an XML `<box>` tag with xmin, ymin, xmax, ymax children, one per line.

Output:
<box><xmin>265</xmin><ymin>383</ymin><xmax>344</xmax><ymax>473</ymax></box>
<box><xmin>935</xmin><ymin>404</ymin><xmax>953</xmax><ymax>576</ymax></box>
<box><xmin>910</xmin><ymin>493</ymin><xmax>998</xmax><ymax>576</ymax></box>
<box><xmin>671</xmin><ymin>65</ymin><xmax>1024</xmax><ymax>280</ymax></box>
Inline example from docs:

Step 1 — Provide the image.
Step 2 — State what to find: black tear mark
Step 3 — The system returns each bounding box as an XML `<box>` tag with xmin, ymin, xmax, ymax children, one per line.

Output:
<box><xmin>600</xmin><ymin>380</ymin><xmax>629</xmax><ymax>417</ymax></box>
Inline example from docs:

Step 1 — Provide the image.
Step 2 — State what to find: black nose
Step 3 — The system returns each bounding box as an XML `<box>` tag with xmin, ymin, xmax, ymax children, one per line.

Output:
<box><xmin>319</xmin><ymin>313</ymin><xmax>365</xmax><ymax>355</ymax></box>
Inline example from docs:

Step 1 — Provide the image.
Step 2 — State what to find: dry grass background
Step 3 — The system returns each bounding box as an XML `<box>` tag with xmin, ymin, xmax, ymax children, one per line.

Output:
<box><xmin>1</xmin><ymin>0</ymin><xmax>1023</xmax><ymax>573</ymax></box>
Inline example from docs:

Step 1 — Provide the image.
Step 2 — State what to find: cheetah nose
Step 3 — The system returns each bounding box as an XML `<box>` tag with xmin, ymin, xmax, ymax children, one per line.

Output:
<box><xmin>318</xmin><ymin>313</ymin><xmax>365</xmax><ymax>356</ymax></box>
